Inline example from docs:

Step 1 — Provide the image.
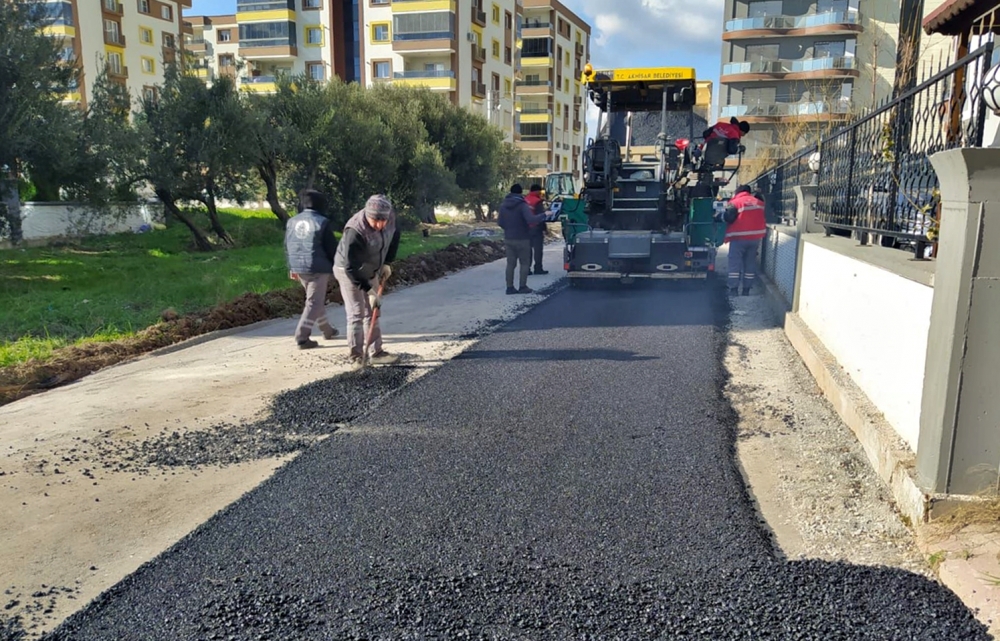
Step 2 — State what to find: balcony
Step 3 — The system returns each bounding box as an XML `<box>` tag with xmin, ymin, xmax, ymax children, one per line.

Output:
<box><xmin>515</xmin><ymin>78</ymin><xmax>553</xmax><ymax>95</ymax></box>
<box><xmin>470</xmin><ymin>42</ymin><xmax>485</xmax><ymax>63</ymax></box>
<box><xmin>722</xmin><ymin>56</ymin><xmax>859</xmax><ymax>81</ymax></box>
<box><xmin>238</xmin><ymin>38</ymin><xmax>297</xmax><ymax>58</ymax></box>
<box><xmin>243</xmin><ymin>75</ymin><xmax>277</xmax><ymax>92</ymax></box>
<box><xmin>520</xmin><ymin>55</ymin><xmax>553</xmax><ymax>67</ymax></box>
<box><xmin>101</xmin><ymin>0</ymin><xmax>123</xmax><ymax>15</ymax></box>
<box><xmin>237</xmin><ymin>1</ymin><xmax>291</xmax><ymax>12</ymax></box>
<box><xmin>723</xmin><ymin>11</ymin><xmax>862</xmax><ymax>39</ymax></box>
<box><xmin>103</xmin><ymin>32</ymin><xmax>126</xmax><ymax>47</ymax></box>
<box><xmin>393</xmin><ymin>33</ymin><xmax>456</xmax><ymax>54</ymax></box>
<box><xmin>392</xmin><ymin>0</ymin><xmax>457</xmax><ymax>12</ymax></box>
<box><xmin>393</xmin><ymin>69</ymin><xmax>457</xmax><ymax>91</ymax></box>
<box><xmin>107</xmin><ymin>65</ymin><xmax>129</xmax><ymax>81</ymax></box>
<box><xmin>186</xmin><ymin>38</ymin><xmax>207</xmax><ymax>52</ymax></box>
<box><xmin>573</xmin><ymin>119</ymin><xmax>582</xmax><ymax>131</ymax></box>
<box><xmin>163</xmin><ymin>46</ymin><xmax>177</xmax><ymax>64</ymax></box>
<box><xmin>522</xmin><ymin>21</ymin><xmax>552</xmax><ymax>38</ymax></box>
<box><xmin>721</xmin><ymin>100</ymin><xmax>852</xmax><ymax>122</ymax></box>
<box><xmin>471</xmin><ymin>80</ymin><xmax>486</xmax><ymax>97</ymax></box>
<box><xmin>471</xmin><ymin>6</ymin><xmax>486</xmax><ymax>27</ymax></box>
<box><xmin>575</xmin><ymin>42</ymin><xmax>584</xmax><ymax>56</ymax></box>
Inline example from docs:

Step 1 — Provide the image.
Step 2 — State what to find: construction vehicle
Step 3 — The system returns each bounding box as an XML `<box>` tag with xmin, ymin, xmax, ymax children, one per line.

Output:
<box><xmin>559</xmin><ymin>65</ymin><xmax>745</xmax><ymax>284</ymax></box>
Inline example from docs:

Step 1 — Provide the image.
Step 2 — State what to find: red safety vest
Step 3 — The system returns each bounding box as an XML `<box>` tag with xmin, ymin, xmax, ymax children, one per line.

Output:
<box><xmin>724</xmin><ymin>192</ymin><xmax>766</xmax><ymax>244</ymax></box>
<box><xmin>707</xmin><ymin>121</ymin><xmax>743</xmax><ymax>141</ymax></box>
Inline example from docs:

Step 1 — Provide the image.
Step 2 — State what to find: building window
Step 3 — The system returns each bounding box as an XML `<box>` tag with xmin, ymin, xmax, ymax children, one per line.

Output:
<box><xmin>219</xmin><ymin>54</ymin><xmax>235</xmax><ymax>67</ymax></box>
<box><xmin>370</xmin><ymin>0</ymin><xmax>388</xmax><ymax>3</ymax></box>
<box><xmin>218</xmin><ymin>29</ymin><xmax>231</xmax><ymax>42</ymax></box>
<box><xmin>160</xmin><ymin>4</ymin><xmax>172</xmax><ymax>20</ymax></box>
<box><xmin>491</xmin><ymin>3</ymin><xmax>500</xmax><ymax>24</ymax></box>
<box><xmin>107</xmin><ymin>52</ymin><xmax>123</xmax><ymax>74</ymax></box>
<box><xmin>393</xmin><ymin>12</ymin><xmax>453</xmax><ymax>40</ymax></box>
<box><xmin>505</xmin><ymin>45</ymin><xmax>511</xmax><ymax>64</ymax></box>
<box><xmin>491</xmin><ymin>38</ymin><xmax>500</xmax><ymax>59</ymax></box>
<box><xmin>371</xmin><ymin>22</ymin><xmax>389</xmax><ymax>42</ymax></box>
<box><xmin>504</xmin><ymin>78</ymin><xmax>511</xmax><ymax>95</ymax></box>
<box><xmin>139</xmin><ymin>26</ymin><xmax>153</xmax><ymax>44</ymax></box>
<box><xmin>162</xmin><ymin>32</ymin><xmax>175</xmax><ymax>48</ymax></box>
<box><xmin>306</xmin><ymin>62</ymin><xmax>324</xmax><ymax>80</ymax></box>
<box><xmin>373</xmin><ymin>60</ymin><xmax>390</xmax><ymax>78</ymax></box>
<box><xmin>239</xmin><ymin>21</ymin><xmax>296</xmax><ymax>47</ymax></box>
<box><xmin>141</xmin><ymin>56</ymin><xmax>155</xmax><ymax>73</ymax></box>
<box><xmin>504</xmin><ymin>10</ymin><xmax>512</xmax><ymax>29</ymax></box>
<box><xmin>137</xmin><ymin>0</ymin><xmax>149</xmax><ymax>13</ymax></box>
<box><xmin>564</xmin><ymin>79</ymin><xmax>569</xmax><ymax>92</ymax></box>
<box><xmin>303</xmin><ymin>0</ymin><xmax>320</xmax><ymax>7</ymax></box>
<box><xmin>305</xmin><ymin>26</ymin><xmax>323</xmax><ymax>45</ymax></box>
<box><xmin>142</xmin><ymin>86</ymin><xmax>158</xmax><ymax>102</ymax></box>
<box><xmin>492</xmin><ymin>72</ymin><xmax>500</xmax><ymax>92</ymax></box>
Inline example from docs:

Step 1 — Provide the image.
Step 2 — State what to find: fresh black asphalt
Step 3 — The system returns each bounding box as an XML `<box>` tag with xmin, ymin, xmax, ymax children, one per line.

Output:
<box><xmin>42</xmin><ymin>285</ymin><xmax>990</xmax><ymax>640</ymax></box>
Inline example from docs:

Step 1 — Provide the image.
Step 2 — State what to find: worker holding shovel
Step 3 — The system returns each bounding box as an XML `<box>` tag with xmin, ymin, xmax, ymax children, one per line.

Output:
<box><xmin>333</xmin><ymin>194</ymin><xmax>401</xmax><ymax>365</ymax></box>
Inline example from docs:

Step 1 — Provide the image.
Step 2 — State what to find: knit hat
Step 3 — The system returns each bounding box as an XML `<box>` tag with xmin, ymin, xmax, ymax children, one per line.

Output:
<box><xmin>364</xmin><ymin>194</ymin><xmax>393</xmax><ymax>220</ymax></box>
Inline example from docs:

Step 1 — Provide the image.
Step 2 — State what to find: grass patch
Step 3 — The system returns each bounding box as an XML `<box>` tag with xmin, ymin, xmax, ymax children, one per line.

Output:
<box><xmin>0</xmin><ymin>208</ymin><xmax>473</xmax><ymax>368</ymax></box>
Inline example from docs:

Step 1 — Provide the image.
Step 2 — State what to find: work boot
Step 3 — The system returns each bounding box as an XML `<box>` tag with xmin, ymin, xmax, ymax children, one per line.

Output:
<box><xmin>533</xmin><ymin>269</ymin><xmax>549</xmax><ymax>275</ymax></box>
<box><xmin>348</xmin><ymin>351</ymin><xmax>363</xmax><ymax>364</ymax></box>
<box><xmin>369</xmin><ymin>350</ymin><xmax>401</xmax><ymax>365</ymax></box>
<box><xmin>517</xmin><ymin>286</ymin><xmax>534</xmax><ymax>294</ymax></box>
<box><xmin>298</xmin><ymin>339</ymin><xmax>319</xmax><ymax>350</ymax></box>
<box><xmin>506</xmin><ymin>287</ymin><xmax>518</xmax><ymax>295</ymax></box>
<box><xmin>323</xmin><ymin>328</ymin><xmax>339</xmax><ymax>340</ymax></box>
<box><xmin>741</xmin><ymin>288</ymin><xmax>751</xmax><ymax>296</ymax></box>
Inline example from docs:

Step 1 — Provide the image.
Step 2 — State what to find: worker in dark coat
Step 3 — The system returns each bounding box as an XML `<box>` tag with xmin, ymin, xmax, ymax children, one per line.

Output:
<box><xmin>285</xmin><ymin>189</ymin><xmax>339</xmax><ymax>350</ymax></box>
<box><xmin>498</xmin><ymin>184</ymin><xmax>548</xmax><ymax>294</ymax></box>
<box><xmin>333</xmin><ymin>194</ymin><xmax>401</xmax><ymax>365</ymax></box>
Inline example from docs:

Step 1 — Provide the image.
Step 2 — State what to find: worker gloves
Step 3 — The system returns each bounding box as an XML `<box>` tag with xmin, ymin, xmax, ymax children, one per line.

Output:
<box><xmin>379</xmin><ymin>265</ymin><xmax>392</xmax><ymax>281</ymax></box>
<box><xmin>369</xmin><ymin>291</ymin><xmax>382</xmax><ymax>310</ymax></box>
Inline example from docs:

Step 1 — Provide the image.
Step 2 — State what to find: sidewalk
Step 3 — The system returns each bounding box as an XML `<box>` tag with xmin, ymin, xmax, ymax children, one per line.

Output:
<box><xmin>0</xmin><ymin>246</ymin><xmax>564</xmax><ymax>637</ymax></box>
<box><xmin>734</xmin><ymin>245</ymin><xmax>1000</xmax><ymax>640</ymax></box>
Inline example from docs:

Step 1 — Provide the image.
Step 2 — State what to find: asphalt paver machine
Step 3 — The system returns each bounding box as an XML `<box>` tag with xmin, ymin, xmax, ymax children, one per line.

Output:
<box><xmin>559</xmin><ymin>65</ymin><xmax>744</xmax><ymax>284</ymax></box>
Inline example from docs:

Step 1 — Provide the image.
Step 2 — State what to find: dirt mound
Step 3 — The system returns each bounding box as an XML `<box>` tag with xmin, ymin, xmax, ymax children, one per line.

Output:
<box><xmin>0</xmin><ymin>240</ymin><xmax>505</xmax><ymax>408</ymax></box>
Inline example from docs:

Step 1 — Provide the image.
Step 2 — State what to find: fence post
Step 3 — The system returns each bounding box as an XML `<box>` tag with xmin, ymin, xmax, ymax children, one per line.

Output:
<box><xmin>918</xmin><ymin>148</ymin><xmax>1000</xmax><ymax>496</ymax></box>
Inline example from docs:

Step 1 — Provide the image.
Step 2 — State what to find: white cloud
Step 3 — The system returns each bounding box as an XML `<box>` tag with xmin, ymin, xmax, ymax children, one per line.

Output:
<box><xmin>562</xmin><ymin>0</ymin><xmax>725</xmax><ymax>68</ymax></box>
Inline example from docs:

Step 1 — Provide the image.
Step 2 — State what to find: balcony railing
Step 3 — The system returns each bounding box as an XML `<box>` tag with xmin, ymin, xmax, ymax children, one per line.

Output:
<box><xmin>515</xmin><ymin>79</ymin><xmax>551</xmax><ymax>87</ymax></box>
<box><xmin>471</xmin><ymin>81</ymin><xmax>486</xmax><ymax>96</ymax></box>
<box><xmin>519</xmin><ymin>135</ymin><xmax>550</xmax><ymax>142</ymax></box>
<box><xmin>239</xmin><ymin>38</ymin><xmax>295</xmax><ymax>48</ymax></box>
<box><xmin>245</xmin><ymin>75</ymin><xmax>277</xmax><ymax>83</ymax></box>
<box><xmin>393</xmin><ymin>69</ymin><xmax>455</xmax><ymax>78</ymax></box>
<box><xmin>471</xmin><ymin>42</ymin><xmax>486</xmax><ymax>62</ymax></box>
<box><xmin>520</xmin><ymin>107</ymin><xmax>549</xmax><ymax>114</ymax></box>
<box><xmin>394</xmin><ymin>31</ymin><xmax>454</xmax><ymax>41</ymax></box>
<box><xmin>723</xmin><ymin>56</ymin><xmax>857</xmax><ymax>75</ymax></box>
<box><xmin>102</xmin><ymin>1</ymin><xmax>123</xmax><ymax>14</ymax></box>
<box><xmin>472</xmin><ymin>7</ymin><xmax>486</xmax><ymax>27</ymax></box>
<box><xmin>103</xmin><ymin>32</ymin><xmax>126</xmax><ymax>46</ymax></box>
<box><xmin>725</xmin><ymin>10</ymin><xmax>860</xmax><ymax>32</ymax></box>
<box><xmin>575</xmin><ymin>42</ymin><xmax>584</xmax><ymax>56</ymax></box>
<box><xmin>237</xmin><ymin>0</ymin><xmax>290</xmax><ymax>11</ymax></box>
<box><xmin>522</xmin><ymin>20</ymin><xmax>550</xmax><ymax>29</ymax></box>
<box><xmin>720</xmin><ymin>100</ymin><xmax>851</xmax><ymax>118</ymax></box>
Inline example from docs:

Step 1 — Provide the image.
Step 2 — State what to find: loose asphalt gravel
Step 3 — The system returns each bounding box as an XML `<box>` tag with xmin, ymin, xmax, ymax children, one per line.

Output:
<box><xmin>36</xmin><ymin>284</ymin><xmax>991</xmax><ymax>640</ymax></box>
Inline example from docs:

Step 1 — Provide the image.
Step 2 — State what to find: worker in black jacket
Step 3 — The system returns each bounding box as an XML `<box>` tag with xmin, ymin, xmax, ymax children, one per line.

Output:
<box><xmin>285</xmin><ymin>189</ymin><xmax>339</xmax><ymax>350</ymax></box>
<box><xmin>333</xmin><ymin>194</ymin><xmax>401</xmax><ymax>365</ymax></box>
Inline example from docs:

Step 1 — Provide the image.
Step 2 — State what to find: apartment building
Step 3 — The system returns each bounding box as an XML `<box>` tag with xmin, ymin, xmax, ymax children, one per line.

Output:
<box><xmin>185</xmin><ymin>0</ymin><xmax>523</xmax><ymax>135</ymax></box>
<box><xmin>515</xmin><ymin>0</ymin><xmax>590</xmax><ymax>178</ymax></box>
<box><xmin>42</xmin><ymin>0</ymin><xmax>190</xmax><ymax>107</ymax></box>
<box><xmin>717</xmin><ymin>0</ymin><xmax>940</xmax><ymax>161</ymax></box>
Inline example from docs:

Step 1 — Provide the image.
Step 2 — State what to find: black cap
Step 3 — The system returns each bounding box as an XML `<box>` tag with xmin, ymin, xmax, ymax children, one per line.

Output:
<box><xmin>529</xmin><ymin>184</ymin><xmax>542</xmax><ymax>192</ymax></box>
<box><xmin>299</xmin><ymin>189</ymin><xmax>328</xmax><ymax>214</ymax></box>
<box><xmin>510</xmin><ymin>184</ymin><xmax>523</xmax><ymax>194</ymax></box>
<box><xmin>735</xmin><ymin>185</ymin><xmax>751</xmax><ymax>195</ymax></box>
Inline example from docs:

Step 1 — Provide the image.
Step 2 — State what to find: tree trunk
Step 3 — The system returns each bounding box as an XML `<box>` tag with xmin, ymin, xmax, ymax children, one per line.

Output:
<box><xmin>257</xmin><ymin>162</ymin><xmax>289</xmax><ymax>225</ymax></box>
<box><xmin>157</xmin><ymin>188</ymin><xmax>213</xmax><ymax>251</ymax></box>
<box><xmin>203</xmin><ymin>181</ymin><xmax>234</xmax><ymax>245</ymax></box>
<box><xmin>0</xmin><ymin>182</ymin><xmax>22</xmax><ymax>244</ymax></box>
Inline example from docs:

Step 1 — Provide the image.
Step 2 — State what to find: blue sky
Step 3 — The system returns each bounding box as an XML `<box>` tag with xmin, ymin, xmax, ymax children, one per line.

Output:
<box><xmin>188</xmin><ymin>0</ymin><xmax>725</xmax><ymax>119</ymax></box>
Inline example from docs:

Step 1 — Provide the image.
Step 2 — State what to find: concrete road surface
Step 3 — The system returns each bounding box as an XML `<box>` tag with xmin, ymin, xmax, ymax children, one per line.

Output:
<box><xmin>44</xmin><ymin>284</ymin><xmax>990</xmax><ymax>640</ymax></box>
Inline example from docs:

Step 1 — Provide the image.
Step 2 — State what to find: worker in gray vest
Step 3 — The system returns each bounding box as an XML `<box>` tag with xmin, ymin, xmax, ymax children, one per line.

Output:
<box><xmin>285</xmin><ymin>189</ymin><xmax>339</xmax><ymax>350</ymax></box>
<box><xmin>333</xmin><ymin>194</ymin><xmax>401</xmax><ymax>365</ymax></box>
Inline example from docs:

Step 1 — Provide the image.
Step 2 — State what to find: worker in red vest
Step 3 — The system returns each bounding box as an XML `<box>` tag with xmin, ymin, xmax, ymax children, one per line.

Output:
<box><xmin>722</xmin><ymin>185</ymin><xmax>767</xmax><ymax>296</ymax></box>
<box><xmin>703</xmin><ymin>116</ymin><xmax>751</xmax><ymax>143</ymax></box>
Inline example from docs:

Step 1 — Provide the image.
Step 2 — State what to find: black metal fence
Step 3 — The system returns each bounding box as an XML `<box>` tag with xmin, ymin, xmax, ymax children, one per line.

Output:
<box><xmin>749</xmin><ymin>41</ymin><xmax>996</xmax><ymax>257</ymax></box>
<box><xmin>748</xmin><ymin>144</ymin><xmax>817</xmax><ymax>224</ymax></box>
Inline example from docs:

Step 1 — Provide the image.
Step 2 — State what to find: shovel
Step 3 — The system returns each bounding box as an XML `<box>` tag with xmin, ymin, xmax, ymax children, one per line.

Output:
<box><xmin>362</xmin><ymin>279</ymin><xmax>386</xmax><ymax>367</ymax></box>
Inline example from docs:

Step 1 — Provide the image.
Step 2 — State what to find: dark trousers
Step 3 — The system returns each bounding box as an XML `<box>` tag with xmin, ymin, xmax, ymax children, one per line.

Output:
<box><xmin>505</xmin><ymin>239</ymin><xmax>531</xmax><ymax>289</ymax></box>
<box><xmin>530</xmin><ymin>231</ymin><xmax>544</xmax><ymax>271</ymax></box>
